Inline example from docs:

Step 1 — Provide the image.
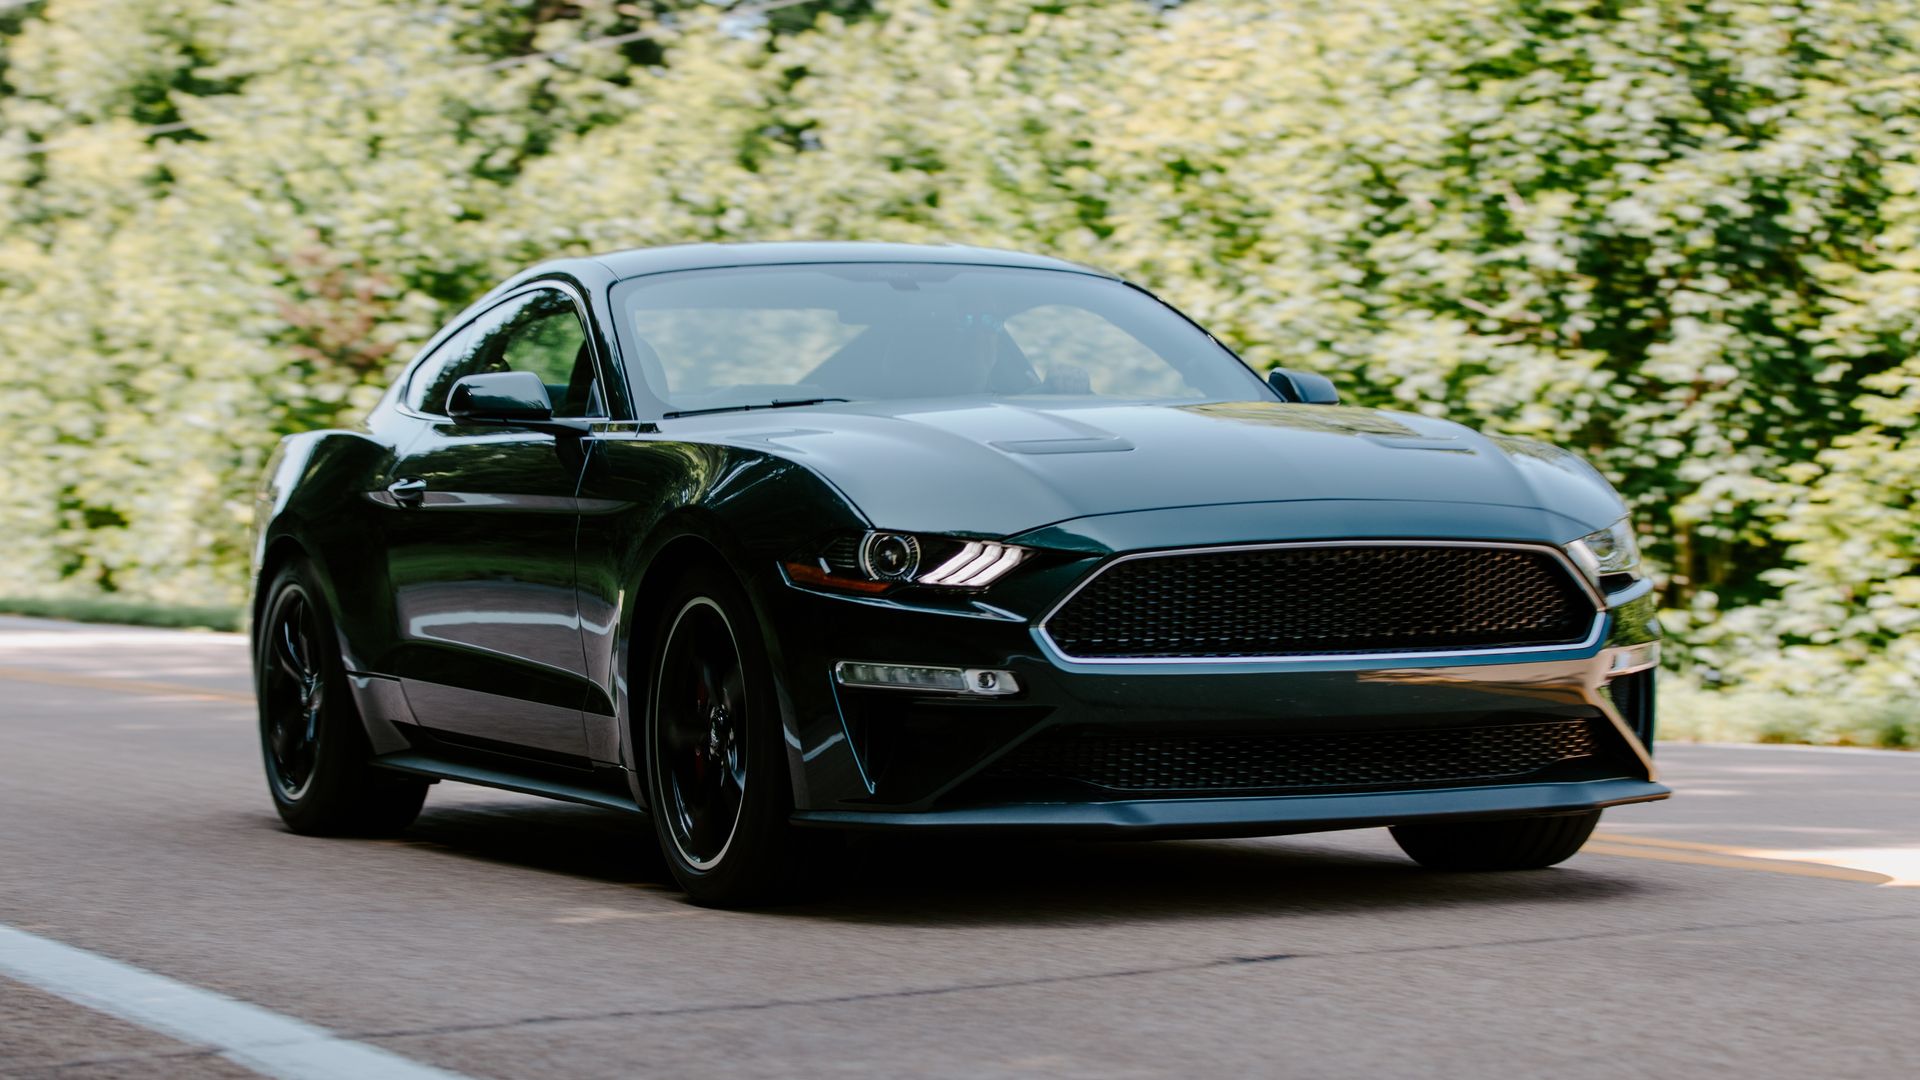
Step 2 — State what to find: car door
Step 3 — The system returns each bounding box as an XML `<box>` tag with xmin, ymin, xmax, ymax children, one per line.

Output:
<box><xmin>378</xmin><ymin>284</ymin><xmax>609</xmax><ymax>760</ymax></box>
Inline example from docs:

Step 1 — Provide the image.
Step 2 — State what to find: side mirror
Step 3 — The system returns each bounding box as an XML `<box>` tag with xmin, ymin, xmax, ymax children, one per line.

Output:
<box><xmin>1267</xmin><ymin>367</ymin><xmax>1340</xmax><ymax>405</ymax></box>
<box><xmin>448</xmin><ymin>371</ymin><xmax>557</xmax><ymax>425</ymax></box>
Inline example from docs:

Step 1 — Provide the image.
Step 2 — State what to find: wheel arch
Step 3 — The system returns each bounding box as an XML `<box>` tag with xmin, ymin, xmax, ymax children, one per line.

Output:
<box><xmin>614</xmin><ymin>522</ymin><xmax>762</xmax><ymax>811</ymax></box>
<box><xmin>582</xmin><ymin>438</ymin><xmax>872</xmax><ymax>810</ymax></box>
<box><xmin>249</xmin><ymin>427</ymin><xmax>408</xmax><ymax>685</ymax></box>
<box><xmin>625</xmin><ymin>529</ymin><xmax>738</xmax><ymax>698</ymax></box>
<box><xmin>251</xmin><ymin>535</ymin><xmax>316</xmax><ymax>625</ymax></box>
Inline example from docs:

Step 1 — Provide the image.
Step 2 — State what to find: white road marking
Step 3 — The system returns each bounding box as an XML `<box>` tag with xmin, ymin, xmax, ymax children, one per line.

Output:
<box><xmin>1703</xmin><ymin>844</ymin><xmax>1920</xmax><ymax>887</ymax></box>
<box><xmin>1671</xmin><ymin>740</ymin><xmax>1918</xmax><ymax>758</ymax></box>
<box><xmin>0</xmin><ymin>924</ymin><xmax>474</xmax><ymax>1080</ymax></box>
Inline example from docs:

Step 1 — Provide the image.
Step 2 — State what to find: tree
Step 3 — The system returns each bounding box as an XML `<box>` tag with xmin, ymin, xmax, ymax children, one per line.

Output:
<box><xmin>1</xmin><ymin>0</ymin><xmax>1915</xmax><ymax>729</ymax></box>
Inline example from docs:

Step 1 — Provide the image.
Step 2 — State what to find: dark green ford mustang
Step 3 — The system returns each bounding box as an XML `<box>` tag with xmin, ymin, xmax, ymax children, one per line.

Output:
<box><xmin>251</xmin><ymin>241</ymin><xmax>1665</xmax><ymax>905</ymax></box>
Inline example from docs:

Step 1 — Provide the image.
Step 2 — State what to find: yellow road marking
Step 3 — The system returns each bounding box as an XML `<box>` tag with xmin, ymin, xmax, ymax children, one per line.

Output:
<box><xmin>1589</xmin><ymin>833</ymin><xmax>1898</xmax><ymax>886</ymax></box>
<box><xmin>1593</xmin><ymin>832</ymin><xmax>1755</xmax><ymax>853</ymax></box>
<box><xmin>0</xmin><ymin>664</ymin><xmax>253</xmax><ymax>703</ymax></box>
<box><xmin>550</xmin><ymin>906</ymin><xmax>704</xmax><ymax>925</ymax></box>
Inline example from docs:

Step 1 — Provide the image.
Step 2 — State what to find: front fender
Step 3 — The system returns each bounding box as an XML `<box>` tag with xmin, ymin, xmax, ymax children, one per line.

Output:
<box><xmin>249</xmin><ymin>428</ymin><xmax>406</xmax><ymax>676</ymax></box>
<box><xmin>574</xmin><ymin>434</ymin><xmax>873</xmax><ymax>802</ymax></box>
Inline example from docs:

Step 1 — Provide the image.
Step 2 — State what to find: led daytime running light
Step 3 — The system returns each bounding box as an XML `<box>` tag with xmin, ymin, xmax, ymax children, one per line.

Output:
<box><xmin>918</xmin><ymin>541</ymin><xmax>1027</xmax><ymax>587</ymax></box>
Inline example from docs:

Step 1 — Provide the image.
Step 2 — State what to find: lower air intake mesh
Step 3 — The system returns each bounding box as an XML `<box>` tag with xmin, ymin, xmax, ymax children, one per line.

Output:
<box><xmin>981</xmin><ymin>720</ymin><xmax>1602</xmax><ymax>795</ymax></box>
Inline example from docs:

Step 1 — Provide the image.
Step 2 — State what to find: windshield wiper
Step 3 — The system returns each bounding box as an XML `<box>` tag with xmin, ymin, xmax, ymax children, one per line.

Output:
<box><xmin>661</xmin><ymin>397</ymin><xmax>851</xmax><ymax>420</ymax></box>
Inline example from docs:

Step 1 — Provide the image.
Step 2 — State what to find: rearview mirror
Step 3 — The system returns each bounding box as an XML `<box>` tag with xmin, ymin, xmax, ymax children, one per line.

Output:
<box><xmin>448</xmin><ymin>371</ymin><xmax>557</xmax><ymax>425</ymax></box>
<box><xmin>1267</xmin><ymin>367</ymin><xmax>1340</xmax><ymax>405</ymax></box>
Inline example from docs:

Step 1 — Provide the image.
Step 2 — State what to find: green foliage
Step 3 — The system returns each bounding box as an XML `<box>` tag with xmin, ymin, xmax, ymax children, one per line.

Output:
<box><xmin>0</xmin><ymin>0</ymin><xmax>1915</xmax><ymax>734</ymax></box>
<box><xmin>0</xmin><ymin>594</ymin><xmax>242</xmax><ymax>631</ymax></box>
<box><xmin>1659</xmin><ymin>676</ymin><xmax>1915</xmax><ymax>750</ymax></box>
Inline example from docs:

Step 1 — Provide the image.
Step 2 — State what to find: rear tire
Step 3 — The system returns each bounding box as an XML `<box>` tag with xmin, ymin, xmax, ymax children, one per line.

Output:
<box><xmin>643</xmin><ymin>562</ymin><xmax>801</xmax><ymax>907</ymax></box>
<box><xmin>1390</xmin><ymin>810</ymin><xmax>1601</xmax><ymax>871</ymax></box>
<box><xmin>256</xmin><ymin>559</ymin><xmax>428</xmax><ymax>837</ymax></box>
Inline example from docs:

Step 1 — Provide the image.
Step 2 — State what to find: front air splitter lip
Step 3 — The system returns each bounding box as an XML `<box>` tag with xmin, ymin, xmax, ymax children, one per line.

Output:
<box><xmin>789</xmin><ymin>777</ymin><xmax>1669</xmax><ymax>839</ymax></box>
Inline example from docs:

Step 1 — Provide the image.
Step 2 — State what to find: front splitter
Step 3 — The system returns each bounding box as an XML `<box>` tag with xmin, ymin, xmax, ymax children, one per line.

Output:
<box><xmin>790</xmin><ymin>777</ymin><xmax>1670</xmax><ymax>840</ymax></box>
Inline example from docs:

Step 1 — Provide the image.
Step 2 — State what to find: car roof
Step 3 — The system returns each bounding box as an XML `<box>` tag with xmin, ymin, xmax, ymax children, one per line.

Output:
<box><xmin>588</xmin><ymin>241</ymin><xmax>1118</xmax><ymax>282</ymax></box>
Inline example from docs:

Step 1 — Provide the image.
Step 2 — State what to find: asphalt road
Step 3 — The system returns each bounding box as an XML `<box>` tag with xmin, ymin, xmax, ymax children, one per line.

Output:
<box><xmin>1</xmin><ymin>615</ymin><xmax>1915</xmax><ymax>1079</ymax></box>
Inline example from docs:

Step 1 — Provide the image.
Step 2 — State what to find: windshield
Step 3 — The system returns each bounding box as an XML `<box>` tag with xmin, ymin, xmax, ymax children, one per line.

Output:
<box><xmin>610</xmin><ymin>263</ymin><xmax>1267</xmax><ymax>413</ymax></box>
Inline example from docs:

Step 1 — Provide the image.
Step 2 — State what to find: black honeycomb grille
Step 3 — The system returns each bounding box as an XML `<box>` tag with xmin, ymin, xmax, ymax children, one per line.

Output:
<box><xmin>1044</xmin><ymin>544</ymin><xmax>1594</xmax><ymax>659</ymax></box>
<box><xmin>983</xmin><ymin>720</ymin><xmax>1602</xmax><ymax>795</ymax></box>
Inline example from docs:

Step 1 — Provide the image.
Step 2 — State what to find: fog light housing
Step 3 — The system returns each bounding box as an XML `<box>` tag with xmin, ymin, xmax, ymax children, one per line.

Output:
<box><xmin>834</xmin><ymin>661</ymin><xmax>1021</xmax><ymax>697</ymax></box>
<box><xmin>1603</xmin><ymin>641</ymin><xmax>1660</xmax><ymax>677</ymax></box>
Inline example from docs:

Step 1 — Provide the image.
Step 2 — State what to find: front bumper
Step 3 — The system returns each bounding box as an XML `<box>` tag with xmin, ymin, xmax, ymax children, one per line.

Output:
<box><xmin>755</xmin><ymin>528</ymin><xmax>1663</xmax><ymax>837</ymax></box>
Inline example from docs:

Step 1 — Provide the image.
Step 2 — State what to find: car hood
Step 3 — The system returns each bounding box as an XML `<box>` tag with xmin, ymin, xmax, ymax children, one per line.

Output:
<box><xmin>693</xmin><ymin>399</ymin><xmax>1626</xmax><ymax>543</ymax></box>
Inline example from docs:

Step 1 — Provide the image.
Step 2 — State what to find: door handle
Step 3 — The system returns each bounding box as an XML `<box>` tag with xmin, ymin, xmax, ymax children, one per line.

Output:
<box><xmin>387</xmin><ymin>477</ymin><xmax>427</xmax><ymax>507</ymax></box>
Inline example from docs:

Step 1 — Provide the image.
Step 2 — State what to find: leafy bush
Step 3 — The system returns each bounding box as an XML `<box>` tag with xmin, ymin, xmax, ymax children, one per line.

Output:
<box><xmin>1660</xmin><ymin>677</ymin><xmax>1915</xmax><ymax>750</ymax></box>
<box><xmin>0</xmin><ymin>0</ymin><xmax>1914</xmax><ymax>742</ymax></box>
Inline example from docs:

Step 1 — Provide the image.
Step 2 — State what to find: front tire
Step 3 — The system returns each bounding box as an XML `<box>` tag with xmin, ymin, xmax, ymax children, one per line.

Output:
<box><xmin>256</xmin><ymin>560</ymin><xmax>427</xmax><ymax>836</ymax></box>
<box><xmin>1390</xmin><ymin>810</ymin><xmax>1601</xmax><ymax>871</ymax></box>
<box><xmin>643</xmin><ymin>563</ymin><xmax>800</xmax><ymax>907</ymax></box>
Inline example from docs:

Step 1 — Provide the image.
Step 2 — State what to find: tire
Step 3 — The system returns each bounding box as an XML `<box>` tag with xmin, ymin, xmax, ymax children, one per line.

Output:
<box><xmin>256</xmin><ymin>559</ymin><xmax>428</xmax><ymax>836</ymax></box>
<box><xmin>1390</xmin><ymin>810</ymin><xmax>1601</xmax><ymax>871</ymax></box>
<box><xmin>643</xmin><ymin>562</ymin><xmax>801</xmax><ymax>906</ymax></box>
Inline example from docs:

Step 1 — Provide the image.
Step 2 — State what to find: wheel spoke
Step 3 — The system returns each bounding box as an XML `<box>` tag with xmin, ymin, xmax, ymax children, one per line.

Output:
<box><xmin>694</xmin><ymin>655</ymin><xmax>722</xmax><ymax>707</ymax></box>
<box><xmin>718</xmin><ymin>664</ymin><xmax>746</xmax><ymax>716</ymax></box>
<box><xmin>714</xmin><ymin>773</ymin><xmax>743</xmax><ymax>825</ymax></box>
<box><xmin>670</xmin><ymin>783</ymin><xmax>697</xmax><ymax>841</ymax></box>
<box><xmin>269</xmin><ymin>717</ymin><xmax>294</xmax><ymax>760</ymax></box>
<box><xmin>274</xmin><ymin>619</ymin><xmax>306</xmax><ymax>680</ymax></box>
<box><xmin>661</xmin><ymin>716</ymin><xmax>701</xmax><ymax>755</ymax></box>
<box><xmin>291</xmin><ymin>598</ymin><xmax>319</xmax><ymax>671</ymax></box>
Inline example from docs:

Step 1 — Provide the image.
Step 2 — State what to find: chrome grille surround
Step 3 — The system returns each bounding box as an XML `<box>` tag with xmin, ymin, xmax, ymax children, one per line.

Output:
<box><xmin>1036</xmin><ymin>540</ymin><xmax>1606</xmax><ymax>665</ymax></box>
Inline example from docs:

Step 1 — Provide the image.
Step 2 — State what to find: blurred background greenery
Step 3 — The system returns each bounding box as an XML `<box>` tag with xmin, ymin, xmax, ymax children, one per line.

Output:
<box><xmin>0</xmin><ymin>0</ymin><xmax>1913</xmax><ymax>745</ymax></box>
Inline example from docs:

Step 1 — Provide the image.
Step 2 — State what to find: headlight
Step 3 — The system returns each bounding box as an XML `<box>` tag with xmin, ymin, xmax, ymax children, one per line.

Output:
<box><xmin>785</xmin><ymin>531</ymin><xmax>1030</xmax><ymax>593</ymax></box>
<box><xmin>859</xmin><ymin>532</ymin><xmax>922</xmax><ymax>581</ymax></box>
<box><xmin>1566</xmin><ymin>517</ymin><xmax>1641</xmax><ymax>586</ymax></box>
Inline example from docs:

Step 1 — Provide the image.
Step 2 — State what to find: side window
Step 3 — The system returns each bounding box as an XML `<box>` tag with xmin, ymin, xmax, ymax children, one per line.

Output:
<box><xmin>403</xmin><ymin>325</ymin><xmax>473</xmax><ymax>415</ymax></box>
<box><xmin>405</xmin><ymin>288</ymin><xmax>601</xmax><ymax>418</ymax></box>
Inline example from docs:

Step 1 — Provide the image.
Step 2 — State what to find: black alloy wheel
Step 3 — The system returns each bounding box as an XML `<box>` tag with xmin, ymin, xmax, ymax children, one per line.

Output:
<box><xmin>255</xmin><ymin>559</ymin><xmax>428</xmax><ymax>836</ymax></box>
<box><xmin>644</xmin><ymin>562</ymin><xmax>802</xmax><ymax>906</ymax></box>
<box><xmin>262</xmin><ymin>586</ymin><xmax>325</xmax><ymax>800</ymax></box>
<box><xmin>655</xmin><ymin>597</ymin><xmax>750</xmax><ymax>870</ymax></box>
